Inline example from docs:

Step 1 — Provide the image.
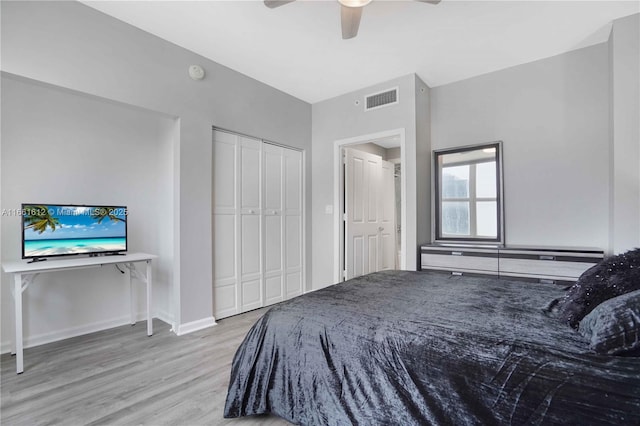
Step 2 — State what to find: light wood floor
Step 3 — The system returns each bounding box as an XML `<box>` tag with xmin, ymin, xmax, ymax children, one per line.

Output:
<box><xmin>1</xmin><ymin>309</ymin><xmax>291</xmax><ymax>425</ymax></box>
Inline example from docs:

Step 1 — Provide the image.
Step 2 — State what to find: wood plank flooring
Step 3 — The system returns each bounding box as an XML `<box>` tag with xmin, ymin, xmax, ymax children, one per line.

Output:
<box><xmin>1</xmin><ymin>309</ymin><xmax>291</xmax><ymax>425</ymax></box>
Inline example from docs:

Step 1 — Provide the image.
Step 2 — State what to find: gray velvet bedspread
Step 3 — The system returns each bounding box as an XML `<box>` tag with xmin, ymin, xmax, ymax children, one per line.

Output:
<box><xmin>224</xmin><ymin>271</ymin><xmax>640</xmax><ymax>425</ymax></box>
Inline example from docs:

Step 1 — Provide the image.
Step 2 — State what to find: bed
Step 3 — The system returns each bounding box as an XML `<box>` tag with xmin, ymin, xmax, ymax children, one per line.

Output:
<box><xmin>223</xmin><ymin>270</ymin><xmax>640</xmax><ymax>425</ymax></box>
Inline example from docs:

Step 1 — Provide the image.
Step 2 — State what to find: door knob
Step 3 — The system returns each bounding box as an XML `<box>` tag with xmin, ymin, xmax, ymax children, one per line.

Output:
<box><xmin>378</xmin><ymin>227</ymin><xmax>384</xmax><ymax>232</ymax></box>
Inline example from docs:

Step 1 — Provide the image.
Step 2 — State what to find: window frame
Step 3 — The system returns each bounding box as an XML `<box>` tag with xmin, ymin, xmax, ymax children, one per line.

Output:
<box><xmin>433</xmin><ymin>142</ymin><xmax>504</xmax><ymax>245</ymax></box>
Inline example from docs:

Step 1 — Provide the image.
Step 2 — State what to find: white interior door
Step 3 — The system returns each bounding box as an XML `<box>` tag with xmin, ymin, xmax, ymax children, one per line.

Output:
<box><xmin>213</xmin><ymin>130</ymin><xmax>263</xmax><ymax>319</ymax></box>
<box><xmin>212</xmin><ymin>130</ymin><xmax>239</xmax><ymax>319</ymax></box>
<box><xmin>263</xmin><ymin>144</ymin><xmax>284</xmax><ymax>306</ymax></box>
<box><xmin>239</xmin><ymin>136</ymin><xmax>263</xmax><ymax>312</ymax></box>
<box><xmin>283</xmin><ymin>148</ymin><xmax>303</xmax><ymax>298</ymax></box>
<box><xmin>345</xmin><ymin>148</ymin><xmax>382</xmax><ymax>279</ymax></box>
<box><xmin>380</xmin><ymin>160</ymin><xmax>397</xmax><ymax>270</ymax></box>
<box><xmin>344</xmin><ymin>149</ymin><xmax>397</xmax><ymax>280</ymax></box>
<box><xmin>214</xmin><ymin>130</ymin><xmax>304</xmax><ymax>319</ymax></box>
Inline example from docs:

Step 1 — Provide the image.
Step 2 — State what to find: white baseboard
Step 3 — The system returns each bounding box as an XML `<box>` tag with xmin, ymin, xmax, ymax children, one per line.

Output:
<box><xmin>174</xmin><ymin>316</ymin><xmax>216</xmax><ymax>336</ymax></box>
<box><xmin>1</xmin><ymin>314</ymin><xmax>219</xmax><ymax>353</ymax></box>
<box><xmin>0</xmin><ymin>311</ymin><xmax>170</xmax><ymax>354</ymax></box>
<box><xmin>155</xmin><ymin>308</ymin><xmax>175</xmax><ymax>329</ymax></box>
<box><xmin>0</xmin><ymin>340</ymin><xmax>11</xmax><ymax>355</ymax></box>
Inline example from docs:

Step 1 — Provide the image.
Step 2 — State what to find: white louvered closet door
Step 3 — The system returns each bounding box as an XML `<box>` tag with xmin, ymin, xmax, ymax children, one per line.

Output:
<box><xmin>213</xmin><ymin>130</ymin><xmax>263</xmax><ymax>319</ymax></box>
<box><xmin>212</xmin><ymin>130</ymin><xmax>240</xmax><ymax>319</ymax></box>
<box><xmin>262</xmin><ymin>144</ymin><xmax>303</xmax><ymax>304</ymax></box>
<box><xmin>213</xmin><ymin>130</ymin><xmax>303</xmax><ymax>320</ymax></box>
<box><xmin>283</xmin><ymin>148</ymin><xmax>303</xmax><ymax>298</ymax></box>
<box><xmin>238</xmin><ymin>137</ymin><xmax>263</xmax><ymax>313</ymax></box>
<box><xmin>263</xmin><ymin>144</ymin><xmax>284</xmax><ymax>306</ymax></box>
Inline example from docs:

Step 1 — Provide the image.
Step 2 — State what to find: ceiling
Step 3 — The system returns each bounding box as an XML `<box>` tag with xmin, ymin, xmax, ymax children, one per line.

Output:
<box><xmin>82</xmin><ymin>1</ymin><xmax>639</xmax><ymax>104</ymax></box>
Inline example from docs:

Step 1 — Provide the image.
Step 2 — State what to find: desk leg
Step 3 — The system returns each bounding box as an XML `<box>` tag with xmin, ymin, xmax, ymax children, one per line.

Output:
<box><xmin>130</xmin><ymin>266</ymin><xmax>137</xmax><ymax>326</ymax></box>
<box><xmin>146</xmin><ymin>260</ymin><xmax>153</xmax><ymax>336</ymax></box>
<box><xmin>10</xmin><ymin>281</ymin><xmax>16</xmax><ymax>356</ymax></box>
<box><xmin>14</xmin><ymin>273</ymin><xmax>24</xmax><ymax>374</ymax></box>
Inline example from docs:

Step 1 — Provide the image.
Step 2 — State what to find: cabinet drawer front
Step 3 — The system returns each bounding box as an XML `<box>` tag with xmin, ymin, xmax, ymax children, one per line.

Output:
<box><xmin>499</xmin><ymin>258</ymin><xmax>596</xmax><ymax>280</ymax></box>
<box><xmin>499</xmin><ymin>250</ymin><xmax>602</xmax><ymax>262</ymax></box>
<box><xmin>421</xmin><ymin>253</ymin><xmax>498</xmax><ymax>273</ymax></box>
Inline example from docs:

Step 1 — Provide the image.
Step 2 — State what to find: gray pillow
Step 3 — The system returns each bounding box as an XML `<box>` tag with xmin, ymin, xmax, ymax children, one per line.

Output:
<box><xmin>578</xmin><ymin>289</ymin><xmax>640</xmax><ymax>355</ymax></box>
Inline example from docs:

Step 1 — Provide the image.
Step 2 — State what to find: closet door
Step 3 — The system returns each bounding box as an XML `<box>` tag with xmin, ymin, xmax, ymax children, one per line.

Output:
<box><xmin>214</xmin><ymin>131</ymin><xmax>303</xmax><ymax>319</ymax></box>
<box><xmin>284</xmin><ymin>148</ymin><xmax>303</xmax><ymax>298</ymax></box>
<box><xmin>212</xmin><ymin>130</ymin><xmax>239</xmax><ymax>319</ymax></box>
<box><xmin>213</xmin><ymin>130</ymin><xmax>263</xmax><ymax>319</ymax></box>
<box><xmin>263</xmin><ymin>144</ymin><xmax>284</xmax><ymax>306</ymax></box>
<box><xmin>239</xmin><ymin>137</ymin><xmax>263</xmax><ymax>312</ymax></box>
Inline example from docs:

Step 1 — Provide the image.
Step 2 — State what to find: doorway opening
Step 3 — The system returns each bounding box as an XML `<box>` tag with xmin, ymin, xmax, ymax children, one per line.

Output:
<box><xmin>333</xmin><ymin>129</ymin><xmax>406</xmax><ymax>282</ymax></box>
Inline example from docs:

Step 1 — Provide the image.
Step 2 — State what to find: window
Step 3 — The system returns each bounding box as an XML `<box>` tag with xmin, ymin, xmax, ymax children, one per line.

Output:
<box><xmin>434</xmin><ymin>142</ymin><xmax>504</xmax><ymax>244</ymax></box>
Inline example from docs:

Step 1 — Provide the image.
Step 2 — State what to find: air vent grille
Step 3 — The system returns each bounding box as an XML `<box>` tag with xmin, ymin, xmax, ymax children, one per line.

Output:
<box><xmin>365</xmin><ymin>88</ymin><xmax>398</xmax><ymax>111</ymax></box>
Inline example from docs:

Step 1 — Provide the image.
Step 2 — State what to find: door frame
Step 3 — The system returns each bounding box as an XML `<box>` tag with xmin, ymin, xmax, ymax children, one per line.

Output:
<box><xmin>333</xmin><ymin>128</ymin><xmax>406</xmax><ymax>283</ymax></box>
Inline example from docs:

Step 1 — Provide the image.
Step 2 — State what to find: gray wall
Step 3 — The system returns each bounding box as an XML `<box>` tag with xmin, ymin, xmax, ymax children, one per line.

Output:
<box><xmin>1</xmin><ymin>75</ymin><xmax>175</xmax><ymax>350</ymax></box>
<box><xmin>311</xmin><ymin>74</ymin><xmax>419</xmax><ymax>289</ymax></box>
<box><xmin>0</xmin><ymin>1</ymin><xmax>312</xmax><ymax>332</ymax></box>
<box><xmin>415</xmin><ymin>75</ymin><xmax>431</xmax><ymax>252</ymax></box>
<box><xmin>610</xmin><ymin>13</ymin><xmax>640</xmax><ymax>254</ymax></box>
<box><xmin>431</xmin><ymin>44</ymin><xmax>611</xmax><ymax>249</ymax></box>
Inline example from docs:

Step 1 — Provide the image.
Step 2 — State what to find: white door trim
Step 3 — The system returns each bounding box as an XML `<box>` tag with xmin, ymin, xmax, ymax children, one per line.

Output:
<box><xmin>333</xmin><ymin>128</ymin><xmax>407</xmax><ymax>283</ymax></box>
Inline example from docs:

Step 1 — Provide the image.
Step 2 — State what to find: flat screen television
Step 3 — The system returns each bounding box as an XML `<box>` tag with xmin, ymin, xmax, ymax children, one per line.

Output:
<box><xmin>22</xmin><ymin>204</ymin><xmax>127</xmax><ymax>261</ymax></box>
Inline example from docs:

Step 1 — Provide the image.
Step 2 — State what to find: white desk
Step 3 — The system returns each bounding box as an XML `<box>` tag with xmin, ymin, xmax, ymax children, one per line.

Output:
<box><xmin>2</xmin><ymin>252</ymin><xmax>157</xmax><ymax>374</ymax></box>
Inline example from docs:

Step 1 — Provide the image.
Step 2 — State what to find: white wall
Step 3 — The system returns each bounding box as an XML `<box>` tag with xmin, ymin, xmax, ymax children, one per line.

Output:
<box><xmin>1</xmin><ymin>1</ymin><xmax>312</xmax><ymax>334</ymax></box>
<box><xmin>387</xmin><ymin>147</ymin><xmax>401</xmax><ymax>161</ymax></box>
<box><xmin>1</xmin><ymin>75</ymin><xmax>175</xmax><ymax>351</ymax></box>
<box><xmin>349</xmin><ymin>143</ymin><xmax>389</xmax><ymax>160</ymax></box>
<box><xmin>431</xmin><ymin>44</ymin><xmax>611</xmax><ymax>249</ymax></box>
<box><xmin>610</xmin><ymin>13</ymin><xmax>640</xmax><ymax>254</ymax></box>
<box><xmin>311</xmin><ymin>74</ymin><xmax>419</xmax><ymax>289</ymax></box>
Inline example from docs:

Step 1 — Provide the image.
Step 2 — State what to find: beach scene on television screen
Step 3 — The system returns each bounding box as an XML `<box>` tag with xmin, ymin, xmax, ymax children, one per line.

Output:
<box><xmin>23</xmin><ymin>205</ymin><xmax>126</xmax><ymax>257</ymax></box>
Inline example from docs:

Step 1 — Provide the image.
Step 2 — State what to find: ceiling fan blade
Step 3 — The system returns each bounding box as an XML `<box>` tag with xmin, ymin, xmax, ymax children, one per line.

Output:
<box><xmin>341</xmin><ymin>5</ymin><xmax>363</xmax><ymax>40</ymax></box>
<box><xmin>264</xmin><ymin>0</ymin><xmax>295</xmax><ymax>8</ymax></box>
<box><xmin>415</xmin><ymin>0</ymin><xmax>441</xmax><ymax>4</ymax></box>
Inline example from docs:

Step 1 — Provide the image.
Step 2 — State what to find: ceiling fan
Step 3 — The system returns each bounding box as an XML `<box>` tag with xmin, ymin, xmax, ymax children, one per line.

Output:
<box><xmin>264</xmin><ymin>0</ymin><xmax>441</xmax><ymax>40</ymax></box>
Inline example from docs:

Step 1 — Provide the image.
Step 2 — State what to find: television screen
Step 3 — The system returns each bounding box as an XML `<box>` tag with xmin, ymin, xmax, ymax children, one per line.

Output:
<box><xmin>22</xmin><ymin>204</ymin><xmax>127</xmax><ymax>259</ymax></box>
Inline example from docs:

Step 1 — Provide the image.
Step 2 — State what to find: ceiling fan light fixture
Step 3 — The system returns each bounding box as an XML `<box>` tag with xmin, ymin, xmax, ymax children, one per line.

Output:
<box><xmin>338</xmin><ymin>0</ymin><xmax>372</xmax><ymax>8</ymax></box>
<box><xmin>266</xmin><ymin>0</ymin><xmax>440</xmax><ymax>40</ymax></box>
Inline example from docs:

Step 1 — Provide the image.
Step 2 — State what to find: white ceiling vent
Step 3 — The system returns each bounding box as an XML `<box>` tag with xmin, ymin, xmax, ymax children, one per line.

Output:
<box><xmin>364</xmin><ymin>87</ymin><xmax>399</xmax><ymax>111</ymax></box>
